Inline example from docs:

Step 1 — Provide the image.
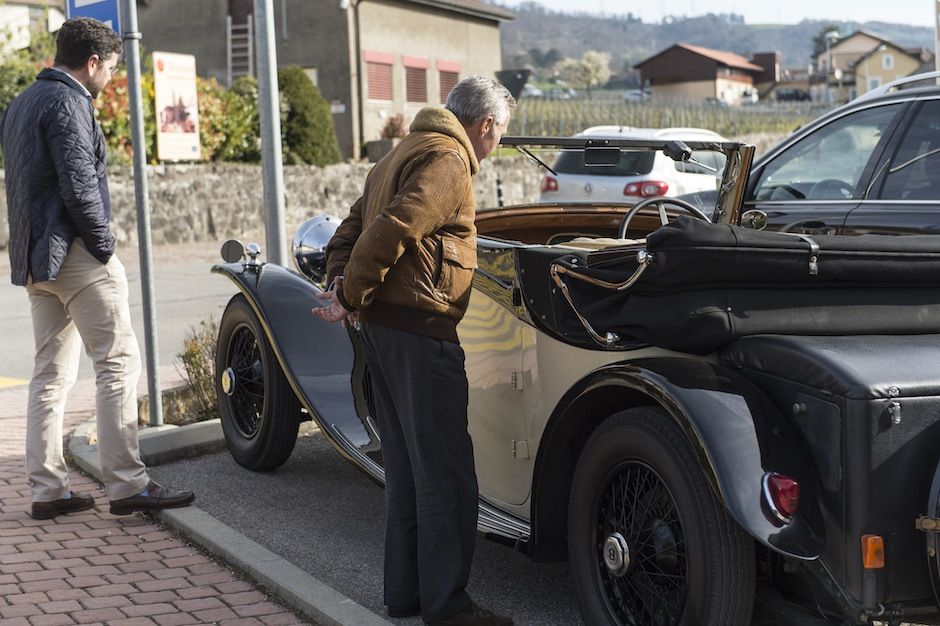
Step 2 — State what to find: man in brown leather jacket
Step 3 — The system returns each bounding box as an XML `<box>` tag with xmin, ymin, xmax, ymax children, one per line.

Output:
<box><xmin>316</xmin><ymin>76</ymin><xmax>514</xmax><ymax>625</ymax></box>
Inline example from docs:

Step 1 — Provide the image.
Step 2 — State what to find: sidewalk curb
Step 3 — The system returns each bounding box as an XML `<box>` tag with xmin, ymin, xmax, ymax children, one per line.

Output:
<box><xmin>138</xmin><ymin>419</ymin><xmax>228</xmax><ymax>466</ymax></box>
<box><xmin>68</xmin><ymin>419</ymin><xmax>393</xmax><ymax>626</ymax></box>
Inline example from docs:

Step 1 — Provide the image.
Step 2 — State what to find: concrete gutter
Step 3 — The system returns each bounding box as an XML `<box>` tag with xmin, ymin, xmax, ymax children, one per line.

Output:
<box><xmin>68</xmin><ymin>419</ymin><xmax>392</xmax><ymax>626</ymax></box>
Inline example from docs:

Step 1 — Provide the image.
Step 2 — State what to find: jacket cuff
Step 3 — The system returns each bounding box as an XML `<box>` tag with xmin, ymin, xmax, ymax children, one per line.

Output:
<box><xmin>336</xmin><ymin>286</ymin><xmax>355</xmax><ymax>312</ymax></box>
<box><xmin>86</xmin><ymin>236</ymin><xmax>115</xmax><ymax>264</ymax></box>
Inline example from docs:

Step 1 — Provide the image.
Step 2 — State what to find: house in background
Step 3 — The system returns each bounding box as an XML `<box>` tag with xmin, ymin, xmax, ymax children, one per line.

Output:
<box><xmin>633</xmin><ymin>43</ymin><xmax>767</xmax><ymax>105</ymax></box>
<box><xmin>0</xmin><ymin>0</ymin><xmax>64</xmax><ymax>57</ymax></box>
<box><xmin>812</xmin><ymin>30</ymin><xmax>934</xmax><ymax>102</ymax></box>
<box><xmin>137</xmin><ymin>0</ymin><xmax>512</xmax><ymax>159</ymax></box>
<box><xmin>853</xmin><ymin>42</ymin><xmax>930</xmax><ymax>94</ymax></box>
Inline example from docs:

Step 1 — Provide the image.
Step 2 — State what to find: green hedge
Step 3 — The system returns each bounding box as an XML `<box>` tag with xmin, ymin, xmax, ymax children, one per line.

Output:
<box><xmin>1</xmin><ymin>59</ymin><xmax>342</xmax><ymax>165</ymax></box>
<box><xmin>277</xmin><ymin>65</ymin><xmax>341</xmax><ymax>166</ymax></box>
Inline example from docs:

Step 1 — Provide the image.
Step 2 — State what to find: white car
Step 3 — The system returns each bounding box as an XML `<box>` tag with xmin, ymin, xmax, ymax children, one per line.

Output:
<box><xmin>539</xmin><ymin>126</ymin><xmax>728</xmax><ymax>204</ymax></box>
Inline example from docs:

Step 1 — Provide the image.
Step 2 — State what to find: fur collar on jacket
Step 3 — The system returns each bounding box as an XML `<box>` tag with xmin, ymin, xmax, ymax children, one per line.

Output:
<box><xmin>409</xmin><ymin>108</ymin><xmax>479</xmax><ymax>175</ymax></box>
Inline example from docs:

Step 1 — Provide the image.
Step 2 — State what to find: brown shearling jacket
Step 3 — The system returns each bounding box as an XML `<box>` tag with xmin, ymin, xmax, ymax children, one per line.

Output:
<box><xmin>325</xmin><ymin>108</ymin><xmax>480</xmax><ymax>342</ymax></box>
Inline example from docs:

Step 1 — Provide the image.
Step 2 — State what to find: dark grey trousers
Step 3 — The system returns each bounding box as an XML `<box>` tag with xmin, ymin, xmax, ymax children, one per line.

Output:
<box><xmin>360</xmin><ymin>323</ymin><xmax>478</xmax><ymax>622</ymax></box>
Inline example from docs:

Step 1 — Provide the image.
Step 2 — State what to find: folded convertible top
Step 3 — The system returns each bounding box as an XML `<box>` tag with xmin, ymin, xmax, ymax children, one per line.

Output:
<box><xmin>601</xmin><ymin>216</ymin><xmax>940</xmax><ymax>292</ymax></box>
<box><xmin>524</xmin><ymin>217</ymin><xmax>940</xmax><ymax>354</ymax></box>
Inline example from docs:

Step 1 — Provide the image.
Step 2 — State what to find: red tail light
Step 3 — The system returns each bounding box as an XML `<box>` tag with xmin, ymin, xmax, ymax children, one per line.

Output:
<box><xmin>763</xmin><ymin>473</ymin><xmax>799</xmax><ymax>523</ymax></box>
<box><xmin>624</xmin><ymin>180</ymin><xmax>669</xmax><ymax>197</ymax></box>
<box><xmin>541</xmin><ymin>176</ymin><xmax>559</xmax><ymax>193</ymax></box>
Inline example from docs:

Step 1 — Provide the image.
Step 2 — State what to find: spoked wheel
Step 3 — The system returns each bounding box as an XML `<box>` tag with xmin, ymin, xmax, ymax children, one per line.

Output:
<box><xmin>569</xmin><ymin>407</ymin><xmax>755</xmax><ymax>626</ymax></box>
<box><xmin>596</xmin><ymin>462</ymin><xmax>687</xmax><ymax>625</ymax></box>
<box><xmin>216</xmin><ymin>294</ymin><xmax>301</xmax><ymax>470</ymax></box>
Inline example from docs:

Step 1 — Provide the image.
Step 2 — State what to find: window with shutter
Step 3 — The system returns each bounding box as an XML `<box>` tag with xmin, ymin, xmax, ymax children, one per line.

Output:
<box><xmin>439</xmin><ymin>70</ymin><xmax>459</xmax><ymax>104</ymax></box>
<box><xmin>367</xmin><ymin>62</ymin><xmax>393</xmax><ymax>101</ymax></box>
<box><xmin>406</xmin><ymin>67</ymin><xmax>427</xmax><ymax>103</ymax></box>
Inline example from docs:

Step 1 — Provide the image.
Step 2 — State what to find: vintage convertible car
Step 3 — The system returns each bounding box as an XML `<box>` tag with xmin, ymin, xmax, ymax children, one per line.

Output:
<box><xmin>211</xmin><ymin>135</ymin><xmax>940</xmax><ymax>626</ymax></box>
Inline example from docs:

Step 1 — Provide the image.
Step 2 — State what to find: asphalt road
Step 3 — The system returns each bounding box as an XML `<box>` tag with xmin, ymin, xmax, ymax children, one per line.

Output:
<box><xmin>148</xmin><ymin>426</ymin><xmax>583</xmax><ymax>625</ymax></box>
<box><xmin>0</xmin><ymin>241</ymin><xmax>238</xmax><ymax>384</ymax></box>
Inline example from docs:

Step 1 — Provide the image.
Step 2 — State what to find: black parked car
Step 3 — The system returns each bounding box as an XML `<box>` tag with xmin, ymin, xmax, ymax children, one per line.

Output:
<box><xmin>212</xmin><ymin>81</ymin><xmax>940</xmax><ymax>625</ymax></box>
<box><xmin>681</xmin><ymin>71</ymin><xmax>940</xmax><ymax>238</ymax></box>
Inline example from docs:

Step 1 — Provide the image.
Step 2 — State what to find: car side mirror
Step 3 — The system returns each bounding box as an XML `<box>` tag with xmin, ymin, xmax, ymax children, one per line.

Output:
<box><xmin>220</xmin><ymin>239</ymin><xmax>245</xmax><ymax>263</ymax></box>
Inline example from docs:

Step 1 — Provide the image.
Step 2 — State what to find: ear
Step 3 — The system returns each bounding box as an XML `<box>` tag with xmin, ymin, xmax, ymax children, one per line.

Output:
<box><xmin>87</xmin><ymin>54</ymin><xmax>100</xmax><ymax>73</ymax></box>
<box><xmin>482</xmin><ymin>116</ymin><xmax>495</xmax><ymax>134</ymax></box>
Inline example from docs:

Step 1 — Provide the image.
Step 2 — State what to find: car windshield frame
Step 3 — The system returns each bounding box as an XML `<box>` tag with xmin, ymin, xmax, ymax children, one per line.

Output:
<box><xmin>498</xmin><ymin>135</ymin><xmax>755</xmax><ymax>225</ymax></box>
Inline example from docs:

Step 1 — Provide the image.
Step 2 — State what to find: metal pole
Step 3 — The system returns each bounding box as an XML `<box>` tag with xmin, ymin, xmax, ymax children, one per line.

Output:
<box><xmin>825</xmin><ymin>38</ymin><xmax>831</xmax><ymax>106</ymax></box>
<box><xmin>936</xmin><ymin>0</ymin><xmax>940</xmax><ymax>76</ymax></box>
<box><xmin>253</xmin><ymin>0</ymin><xmax>287</xmax><ymax>266</ymax></box>
<box><xmin>226</xmin><ymin>15</ymin><xmax>232</xmax><ymax>87</ymax></box>
<box><xmin>121</xmin><ymin>0</ymin><xmax>163</xmax><ymax>426</ymax></box>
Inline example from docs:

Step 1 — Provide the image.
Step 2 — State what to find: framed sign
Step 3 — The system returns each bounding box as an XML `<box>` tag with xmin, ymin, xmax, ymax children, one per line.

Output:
<box><xmin>153</xmin><ymin>51</ymin><xmax>201</xmax><ymax>161</ymax></box>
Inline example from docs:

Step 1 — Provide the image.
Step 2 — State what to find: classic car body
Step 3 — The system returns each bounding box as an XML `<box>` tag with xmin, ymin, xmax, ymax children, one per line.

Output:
<box><xmin>211</xmin><ymin>134</ymin><xmax>940</xmax><ymax>626</ymax></box>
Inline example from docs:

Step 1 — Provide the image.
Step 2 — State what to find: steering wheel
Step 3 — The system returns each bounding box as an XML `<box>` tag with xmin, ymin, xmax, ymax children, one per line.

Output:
<box><xmin>617</xmin><ymin>196</ymin><xmax>711</xmax><ymax>239</ymax></box>
<box><xmin>808</xmin><ymin>178</ymin><xmax>855</xmax><ymax>200</ymax></box>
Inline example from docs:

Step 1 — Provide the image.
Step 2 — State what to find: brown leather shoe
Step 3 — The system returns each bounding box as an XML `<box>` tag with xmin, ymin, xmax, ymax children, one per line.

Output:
<box><xmin>427</xmin><ymin>604</ymin><xmax>513</xmax><ymax>626</ymax></box>
<box><xmin>31</xmin><ymin>492</ymin><xmax>95</xmax><ymax>520</ymax></box>
<box><xmin>109</xmin><ymin>481</ymin><xmax>195</xmax><ymax>515</ymax></box>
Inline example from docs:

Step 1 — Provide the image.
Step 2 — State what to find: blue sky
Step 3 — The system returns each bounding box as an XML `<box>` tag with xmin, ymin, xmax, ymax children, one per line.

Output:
<box><xmin>500</xmin><ymin>0</ymin><xmax>937</xmax><ymax>26</ymax></box>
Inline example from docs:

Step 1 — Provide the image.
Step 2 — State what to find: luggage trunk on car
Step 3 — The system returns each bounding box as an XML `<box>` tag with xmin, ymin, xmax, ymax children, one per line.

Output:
<box><xmin>720</xmin><ymin>334</ymin><xmax>940</xmax><ymax>608</ymax></box>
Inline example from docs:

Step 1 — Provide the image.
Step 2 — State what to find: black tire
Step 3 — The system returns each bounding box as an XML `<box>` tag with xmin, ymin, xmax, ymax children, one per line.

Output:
<box><xmin>568</xmin><ymin>407</ymin><xmax>755</xmax><ymax>626</ymax></box>
<box><xmin>216</xmin><ymin>294</ymin><xmax>301</xmax><ymax>470</ymax></box>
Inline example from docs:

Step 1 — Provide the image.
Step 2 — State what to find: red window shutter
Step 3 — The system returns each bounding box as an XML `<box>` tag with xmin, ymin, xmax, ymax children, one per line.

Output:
<box><xmin>405</xmin><ymin>67</ymin><xmax>427</xmax><ymax>103</ymax></box>
<box><xmin>439</xmin><ymin>70</ymin><xmax>459</xmax><ymax>104</ymax></box>
<box><xmin>367</xmin><ymin>62</ymin><xmax>393</xmax><ymax>101</ymax></box>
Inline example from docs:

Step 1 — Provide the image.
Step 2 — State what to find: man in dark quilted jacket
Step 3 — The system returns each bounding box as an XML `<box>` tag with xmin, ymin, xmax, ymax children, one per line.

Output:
<box><xmin>0</xmin><ymin>18</ymin><xmax>194</xmax><ymax>520</ymax></box>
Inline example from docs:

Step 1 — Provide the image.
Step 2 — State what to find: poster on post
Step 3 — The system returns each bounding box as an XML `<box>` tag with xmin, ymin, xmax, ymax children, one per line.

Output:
<box><xmin>153</xmin><ymin>51</ymin><xmax>201</xmax><ymax>161</ymax></box>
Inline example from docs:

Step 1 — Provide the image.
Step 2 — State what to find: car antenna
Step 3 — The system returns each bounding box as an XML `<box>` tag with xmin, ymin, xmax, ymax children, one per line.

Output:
<box><xmin>515</xmin><ymin>146</ymin><xmax>558</xmax><ymax>176</ymax></box>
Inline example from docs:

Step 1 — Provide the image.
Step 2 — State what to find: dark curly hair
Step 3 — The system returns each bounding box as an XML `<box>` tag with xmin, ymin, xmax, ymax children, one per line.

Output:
<box><xmin>54</xmin><ymin>18</ymin><xmax>123</xmax><ymax>69</ymax></box>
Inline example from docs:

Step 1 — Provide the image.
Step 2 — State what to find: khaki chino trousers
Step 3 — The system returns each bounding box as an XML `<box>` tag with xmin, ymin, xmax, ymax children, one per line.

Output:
<box><xmin>25</xmin><ymin>239</ymin><xmax>149</xmax><ymax>502</ymax></box>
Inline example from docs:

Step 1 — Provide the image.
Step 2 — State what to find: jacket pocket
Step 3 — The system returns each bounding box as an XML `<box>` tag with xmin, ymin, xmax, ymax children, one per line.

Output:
<box><xmin>434</xmin><ymin>234</ymin><xmax>477</xmax><ymax>303</ymax></box>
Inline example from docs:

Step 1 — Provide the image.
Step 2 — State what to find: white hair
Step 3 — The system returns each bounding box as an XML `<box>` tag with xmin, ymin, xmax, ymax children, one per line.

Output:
<box><xmin>445</xmin><ymin>76</ymin><xmax>516</xmax><ymax>127</ymax></box>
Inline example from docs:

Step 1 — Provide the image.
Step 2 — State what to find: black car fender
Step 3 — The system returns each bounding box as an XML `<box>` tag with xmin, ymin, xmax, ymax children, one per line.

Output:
<box><xmin>213</xmin><ymin>262</ymin><xmax>383</xmax><ymax>481</ymax></box>
<box><xmin>528</xmin><ymin>355</ymin><xmax>825</xmax><ymax>562</ymax></box>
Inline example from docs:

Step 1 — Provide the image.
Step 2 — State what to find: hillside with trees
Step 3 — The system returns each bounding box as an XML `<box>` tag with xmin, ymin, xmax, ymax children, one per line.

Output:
<box><xmin>500</xmin><ymin>3</ymin><xmax>935</xmax><ymax>83</ymax></box>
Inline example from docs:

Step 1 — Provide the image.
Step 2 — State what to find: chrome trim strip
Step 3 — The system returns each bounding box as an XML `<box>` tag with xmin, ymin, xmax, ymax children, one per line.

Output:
<box><xmin>479</xmin><ymin>501</ymin><xmax>531</xmax><ymax>540</ymax></box>
<box><xmin>744</xmin><ymin>200</ymin><xmax>859</xmax><ymax>205</ymax></box>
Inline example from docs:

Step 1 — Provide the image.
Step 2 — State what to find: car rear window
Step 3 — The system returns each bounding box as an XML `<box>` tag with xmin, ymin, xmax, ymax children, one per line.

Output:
<box><xmin>552</xmin><ymin>149</ymin><xmax>655</xmax><ymax>176</ymax></box>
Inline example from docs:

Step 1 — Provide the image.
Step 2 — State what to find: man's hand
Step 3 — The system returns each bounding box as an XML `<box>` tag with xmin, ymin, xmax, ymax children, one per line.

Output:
<box><xmin>312</xmin><ymin>277</ymin><xmax>358</xmax><ymax>326</ymax></box>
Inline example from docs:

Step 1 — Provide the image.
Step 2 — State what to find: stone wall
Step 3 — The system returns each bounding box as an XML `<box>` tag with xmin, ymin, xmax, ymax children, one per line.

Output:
<box><xmin>0</xmin><ymin>131</ymin><xmax>785</xmax><ymax>251</ymax></box>
<box><xmin>0</xmin><ymin>158</ymin><xmax>542</xmax><ymax>251</ymax></box>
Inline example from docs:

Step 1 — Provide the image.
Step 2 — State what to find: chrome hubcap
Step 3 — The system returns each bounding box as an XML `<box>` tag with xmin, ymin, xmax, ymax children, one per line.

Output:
<box><xmin>221</xmin><ymin>367</ymin><xmax>236</xmax><ymax>396</ymax></box>
<box><xmin>604</xmin><ymin>532</ymin><xmax>630</xmax><ymax>577</ymax></box>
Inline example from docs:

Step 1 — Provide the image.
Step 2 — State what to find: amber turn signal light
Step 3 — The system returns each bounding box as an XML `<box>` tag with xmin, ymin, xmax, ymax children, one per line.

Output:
<box><xmin>861</xmin><ymin>534</ymin><xmax>885</xmax><ymax>569</ymax></box>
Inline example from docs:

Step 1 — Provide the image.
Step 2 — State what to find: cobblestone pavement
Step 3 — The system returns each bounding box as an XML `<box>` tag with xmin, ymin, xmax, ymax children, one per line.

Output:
<box><xmin>0</xmin><ymin>368</ymin><xmax>310</xmax><ymax>625</ymax></box>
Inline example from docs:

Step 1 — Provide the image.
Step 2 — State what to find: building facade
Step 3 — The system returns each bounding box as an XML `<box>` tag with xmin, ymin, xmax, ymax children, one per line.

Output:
<box><xmin>812</xmin><ymin>30</ymin><xmax>933</xmax><ymax>102</ymax></box>
<box><xmin>136</xmin><ymin>0</ymin><xmax>510</xmax><ymax>160</ymax></box>
<box><xmin>634</xmin><ymin>43</ymin><xmax>765</xmax><ymax>106</ymax></box>
<box><xmin>0</xmin><ymin>0</ymin><xmax>64</xmax><ymax>57</ymax></box>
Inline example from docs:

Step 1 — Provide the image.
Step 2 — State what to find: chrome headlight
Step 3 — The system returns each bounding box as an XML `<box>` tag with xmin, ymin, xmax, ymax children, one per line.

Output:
<box><xmin>292</xmin><ymin>215</ymin><xmax>340</xmax><ymax>284</ymax></box>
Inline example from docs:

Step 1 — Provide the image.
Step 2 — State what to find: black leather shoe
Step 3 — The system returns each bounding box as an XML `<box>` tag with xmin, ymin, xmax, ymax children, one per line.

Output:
<box><xmin>31</xmin><ymin>492</ymin><xmax>95</xmax><ymax>520</ymax></box>
<box><xmin>109</xmin><ymin>481</ymin><xmax>195</xmax><ymax>515</ymax></box>
<box><xmin>387</xmin><ymin>604</ymin><xmax>421</xmax><ymax>618</ymax></box>
<box><xmin>426</xmin><ymin>604</ymin><xmax>513</xmax><ymax>626</ymax></box>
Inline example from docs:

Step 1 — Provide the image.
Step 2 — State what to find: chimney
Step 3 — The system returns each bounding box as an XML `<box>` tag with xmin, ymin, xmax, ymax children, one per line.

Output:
<box><xmin>751</xmin><ymin>52</ymin><xmax>781</xmax><ymax>84</ymax></box>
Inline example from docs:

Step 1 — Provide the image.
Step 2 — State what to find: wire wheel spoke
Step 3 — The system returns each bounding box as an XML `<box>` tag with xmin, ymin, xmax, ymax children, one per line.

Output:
<box><xmin>596</xmin><ymin>461</ymin><xmax>687</xmax><ymax>626</ymax></box>
<box><xmin>227</xmin><ymin>326</ymin><xmax>265</xmax><ymax>437</ymax></box>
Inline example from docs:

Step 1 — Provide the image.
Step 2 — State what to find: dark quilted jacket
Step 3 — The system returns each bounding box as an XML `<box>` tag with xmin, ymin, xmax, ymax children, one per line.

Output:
<box><xmin>1</xmin><ymin>68</ymin><xmax>113</xmax><ymax>286</ymax></box>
